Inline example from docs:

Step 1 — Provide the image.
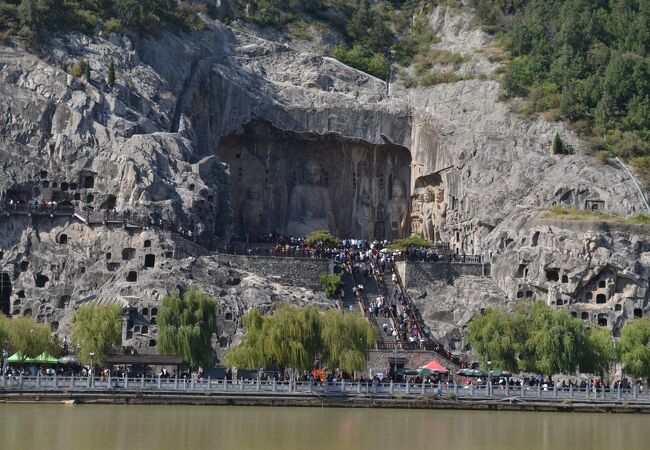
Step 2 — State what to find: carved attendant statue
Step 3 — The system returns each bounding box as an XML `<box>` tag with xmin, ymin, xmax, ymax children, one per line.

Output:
<box><xmin>286</xmin><ymin>160</ymin><xmax>336</xmax><ymax>237</ymax></box>
<box><xmin>356</xmin><ymin>184</ymin><xmax>375</xmax><ymax>241</ymax></box>
<box><xmin>420</xmin><ymin>188</ymin><xmax>435</xmax><ymax>241</ymax></box>
<box><xmin>385</xmin><ymin>180</ymin><xmax>408</xmax><ymax>240</ymax></box>
<box><xmin>432</xmin><ymin>187</ymin><xmax>448</xmax><ymax>241</ymax></box>
<box><xmin>241</xmin><ymin>186</ymin><xmax>264</xmax><ymax>237</ymax></box>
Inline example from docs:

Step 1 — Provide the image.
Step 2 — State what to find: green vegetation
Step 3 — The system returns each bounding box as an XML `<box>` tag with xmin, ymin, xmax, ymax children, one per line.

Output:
<box><xmin>320</xmin><ymin>272</ymin><xmax>342</xmax><ymax>297</ymax></box>
<box><xmin>0</xmin><ymin>315</ymin><xmax>58</xmax><ymax>362</ymax></box>
<box><xmin>0</xmin><ymin>0</ymin><xmax>207</xmax><ymax>38</ymax></box>
<box><xmin>304</xmin><ymin>230</ymin><xmax>340</xmax><ymax>248</ymax></box>
<box><xmin>551</xmin><ymin>132</ymin><xmax>573</xmax><ymax>155</ymax></box>
<box><xmin>71</xmin><ymin>303</ymin><xmax>122</xmax><ymax>366</ymax></box>
<box><xmin>157</xmin><ymin>287</ymin><xmax>218</xmax><ymax>368</ymax></box>
<box><xmin>388</xmin><ymin>235</ymin><xmax>434</xmax><ymax>251</ymax></box>
<box><xmin>618</xmin><ymin>318</ymin><xmax>650</xmax><ymax>380</ymax></box>
<box><xmin>466</xmin><ymin>302</ymin><xmax>615</xmax><ymax>376</ymax></box>
<box><xmin>225</xmin><ymin>305</ymin><xmax>375</xmax><ymax>372</ymax></box>
<box><xmin>470</xmin><ymin>0</ymin><xmax>650</xmax><ymax>181</ymax></box>
<box><xmin>544</xmin><ymin>206</ymin><xmax>650</xmax><ymax>224</ymax></box>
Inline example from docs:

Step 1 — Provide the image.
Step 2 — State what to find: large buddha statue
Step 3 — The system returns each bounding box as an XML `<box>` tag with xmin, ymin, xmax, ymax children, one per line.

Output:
<box><xmin>385</xmin><ymin>180</ymin><xmax>408</xmax><ymax>240</ymax></box>
<box><xmin>285</xmin><ymin>160</ymin><xmax>336</xmax><ymax>237</ymax></box>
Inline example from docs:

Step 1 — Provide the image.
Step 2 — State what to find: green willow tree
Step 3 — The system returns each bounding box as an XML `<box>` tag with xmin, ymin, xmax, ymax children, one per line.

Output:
<box><xmin>157</xmin><ymin>287</ymin><xmax>218</xmax><ymax>368</ymax></box>
<box><xmin>466</xmin><ymin>306</ymin><xmax>525</xmax><ymax>372</ymax></box>
<box><xmin>468</xmin><ymin>302</ymin><xmax>612</xmax><ymax>376</ymax></box>
<box><xmin>71</xmin><ymin>304</ymin><xmax>123</xmax><ymax>366</ymax></box>
<box><xmin>226</xmin><ymin>305</ymin><xmax>375</xmax><ymax>373</ymax></box>
<box><xmin>618</xmin><ymin>318</ymin><xmax>650</xmax><ymax>381</ymax></box>
<box><xmin>7</xmin><ymin>316</ymin><xmax>58</xmax><ymax>361</ymax></box>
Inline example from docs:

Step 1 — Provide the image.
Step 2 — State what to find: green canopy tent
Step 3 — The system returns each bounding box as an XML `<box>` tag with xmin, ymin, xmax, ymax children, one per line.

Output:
<box><xmin>6</xmin><ymin>352</ymin><xmax>38</xmax><ymax>364</ymax></box>
<box><xmin>6</xmin><ymin>352</ymin><xmax>59</xmax><ymax>364</ymax></box>
<box><xmin>457</xmin><ymin>368</ymin><xmax>489</xmax><ymax>377</ymax></box>
<box><xmin>488</xmin><ymin>368</ymin><xmax>512</xmax><ymax>378</ymax></box>
<box><xmin>33</xmin><ymin>352</ymin><xmax>59</xmax><ymax>364</ymax></box>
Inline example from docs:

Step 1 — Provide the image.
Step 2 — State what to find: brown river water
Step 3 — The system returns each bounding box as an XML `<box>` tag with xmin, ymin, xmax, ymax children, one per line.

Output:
<box><xmin>0</xmin><ymin>404</ymin><xmax>645</xmax><ymax>450</ymax></box>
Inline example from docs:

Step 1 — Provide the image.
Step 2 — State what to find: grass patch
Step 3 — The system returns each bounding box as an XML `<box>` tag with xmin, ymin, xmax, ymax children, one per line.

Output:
<box><xmin>418</xmin><ymin>70</ymin><xmax>470</xmax><ymax>86</ymax></box>
<box><xmin>543</xmin><ymin>207</ymin><xmax>650</xmax><ymax>225</ymax></box>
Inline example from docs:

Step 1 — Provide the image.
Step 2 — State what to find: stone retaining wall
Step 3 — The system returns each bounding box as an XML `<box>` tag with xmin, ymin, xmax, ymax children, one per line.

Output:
<box><xmin>396</xmin><ymin>261</ymin><xmax>489</xmax><ymax>289</ymax></box>
<box><xmin>216</xmin><ymin>255</ymin><xmax>333</xmax><ymax>290</ymax></box>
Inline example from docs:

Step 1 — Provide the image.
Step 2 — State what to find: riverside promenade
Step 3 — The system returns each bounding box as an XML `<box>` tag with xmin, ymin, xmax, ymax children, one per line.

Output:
<box><xmin>3</xmin><ymin>375</ymin><xmax>650</xmax><ymax>413</ymax></box>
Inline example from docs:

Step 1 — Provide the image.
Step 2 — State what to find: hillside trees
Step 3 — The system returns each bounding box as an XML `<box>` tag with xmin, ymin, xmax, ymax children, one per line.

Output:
<box><xmin>471</xmin><ymin>0</ymin><xmax>650</xmax><ymax>180</ymax></box>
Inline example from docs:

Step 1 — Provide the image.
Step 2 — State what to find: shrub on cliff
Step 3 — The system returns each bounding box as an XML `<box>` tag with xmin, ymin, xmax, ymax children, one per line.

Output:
<box><xmin>320</xmin><ymin>272</ymin><xmax>342</xmax><ymax>298</ymax></box>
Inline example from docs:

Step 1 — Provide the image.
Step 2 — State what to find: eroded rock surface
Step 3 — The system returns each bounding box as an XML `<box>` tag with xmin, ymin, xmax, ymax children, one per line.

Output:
<box><xmin>0</xmin><ymin>9</ymin><xmax>648</xmax><ymax>357</ymax></box>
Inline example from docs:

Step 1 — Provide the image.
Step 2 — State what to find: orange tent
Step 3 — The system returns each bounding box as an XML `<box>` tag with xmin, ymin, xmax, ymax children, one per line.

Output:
<box><xmin>419</xmin><ymin>359</ymin><xmax>449</xmax><ymax>373</ymax></box>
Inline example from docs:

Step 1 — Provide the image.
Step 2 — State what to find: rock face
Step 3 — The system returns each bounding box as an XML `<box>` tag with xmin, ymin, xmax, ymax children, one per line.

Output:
<box><xmin>0</xmin><ymin>9</ymin><xmax>648</xmax><ymax>358</ymax></box>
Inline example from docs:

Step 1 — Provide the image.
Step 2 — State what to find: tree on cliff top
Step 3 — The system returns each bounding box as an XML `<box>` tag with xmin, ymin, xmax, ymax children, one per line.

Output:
<box><xmin>305</xmin><ymin>230</ymin><xmax>340</xmax><ymax>248</ymax></box>
<box><xmin>157</xmin><ymin>287</ymin><xmax>218</xmax><ymax>368</ymax></box>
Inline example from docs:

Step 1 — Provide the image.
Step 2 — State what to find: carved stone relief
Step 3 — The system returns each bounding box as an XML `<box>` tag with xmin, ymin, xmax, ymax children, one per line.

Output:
<box><xmin>220</xmin><ymin>121</ymin><xmax>411</xmax><ymax>239</ymax></box>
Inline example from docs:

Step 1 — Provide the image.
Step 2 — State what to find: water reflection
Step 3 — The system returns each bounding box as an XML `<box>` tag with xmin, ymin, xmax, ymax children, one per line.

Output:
<box><xmin>0</xmin><ymin>404</ymin><xmax>645</xmax><ymax>450</ymax></box>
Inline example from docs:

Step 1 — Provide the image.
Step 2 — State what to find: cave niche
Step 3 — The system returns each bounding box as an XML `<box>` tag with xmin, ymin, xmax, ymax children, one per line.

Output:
<box><xmin>219</xmin><ymin>119</ymin><xmax>412</xmax><ymax>240</ymax></box>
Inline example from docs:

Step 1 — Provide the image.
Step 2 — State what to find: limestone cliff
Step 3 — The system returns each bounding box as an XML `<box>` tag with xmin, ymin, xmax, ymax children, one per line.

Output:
<box><xmin>0</xmin><ymin>9</ymin><xmax>648</xmax><ymax>357</ymax></box>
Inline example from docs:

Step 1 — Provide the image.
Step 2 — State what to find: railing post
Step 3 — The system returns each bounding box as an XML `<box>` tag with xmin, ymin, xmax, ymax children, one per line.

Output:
<box><xmin>406</xmin><ymin>380</ymin><xmax>410</xmax><ymax>395</ymax></box>
<box><xmin>505</xmin><ymin>383</ymin><xmax>509</xmax><ymax>397</ymax></box>
<box><xmin>470</xmin><ymin>383</ymin><xmax>474</xmax><ymax>397</ymax></box>
<box><xmin>54</xmin><ymin>373</ymin><xmax>58</xmax><ymax>389</ymax></box>
<box><xmin>617</xmin><ymin>383</ymin><xmax>621</xmax><ymax>400</ymax></box>
<box><xmin>191</xmin><ymin>376</ymin><xmax>195</xmax><ymax>390</ymax></box>
<box><xmin>569</xmin><ymin>384</ymin><xmax>573</xmax><ymax>399</ymax></box>
<box><xmin>256</xmin><ymin>374</ymin><xmax>261</xmax><ymax>392</ymax></box>
<box><xmin>586</xmin><ymin>383</ymin><xmax>590</xmax><ymax>400</ymax></box>
<box><xmin>208</xmin><ymin>376</ymin><xmax>211</xmax><ymax>391</ymax></box>
<box><xmin>273</xmin><ymin>378</ymin><xmax>277</xmax><ymax>392</ymax></box>
<box><xmin>223</xmin><ymin>377</ymin><xmax>227</xmax><ymax>391</ymax></box>
<box><xmin>633</xmin><ymin>384</ymin><xmax>638</xmax><ymax>400</ymax></box>
<box><xmin>341</xmin><ymin>379</ymin><xmax>345</xmax><ymax>393</ymax></box>
<box><xmin>239</xmin><ymin>377</ymin><xmax>244</xmax><ymax>392</ymax></box>
<box><xmin>158</xmin><ymin>375</ymin><xmax>162</xmax><ymax>390</ymax></box>
<box><xmin>141</xmin><ymin>374</ymin><xmax>145</xmax><ymax>389</ymax></box>
<box><xmin>537</xmin><ymin>383</ymin><xmax>541</xmax><ymax>398</ymax></box>
<box><xmin>19</xmin><ymin>373</ymin><xmax>23</xmax><ymax>388</ymax></box>
<box><xmin>125</xmin><ymin>375</ymin><xmax>129</xmax><ymax>389</ymax></box>
<box><xmin>1</xmin><ymin>374</ymin><xmax>5</xmax><ymax>388</ymax></box>
<box><xmin>521</xmin><ymin>385</ymin><xmax>525</xmax><ymax>398</ymax></box>
<box><xmin>87</xmin><ymin>373</ymin><xmax>91</xmax><ymax>388</ymax></box>
<box><xmin>553</xmin><ymin>383</ymin><xmax>557</xmax><ymax>398</ymax></box>
<box><xmin>421</xmin><ymin>382</ymin><xmax>425</xmax><ymax>395</ymax></box>
<box><xmin>389</xmin><ymin>380</ymin><xmax>394</xmax><ymax>394</ymax></box>
<box><xmin>357</xmin><ymin>380</ymin><xmax>361</xmax><ymax>394</ymax></box>
<box><xmin>70</xmin><ymin>373</ymin><xmax>74</xmax><ymax>389</ymax></box>
<box><xmin>107</xmin><ymin>373</ymin><xmax>111</xmax><ymax>389</ymax></box>
<box><xmin>36</xmin><ymin>372</ymin><xmax>41</xmax><ymax>388</ymax></box>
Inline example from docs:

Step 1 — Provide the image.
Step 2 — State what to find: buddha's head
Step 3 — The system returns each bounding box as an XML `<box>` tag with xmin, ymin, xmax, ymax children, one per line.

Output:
<box><xmin>304</xmin><ymin>160</ymin><xmax>323</xmax><ymax>185</ymax></box>
<box><xmin>392</xmin><ymin>180</ymin><xmax>406</xmax><ymax>200</ymax></box>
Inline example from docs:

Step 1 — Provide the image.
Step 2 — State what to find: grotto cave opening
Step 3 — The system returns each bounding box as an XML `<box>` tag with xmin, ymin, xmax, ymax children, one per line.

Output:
<box><xmin>218</xmin><ymin>120</ymin><xmax>412</xmax><ymax>240</ymax></box>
